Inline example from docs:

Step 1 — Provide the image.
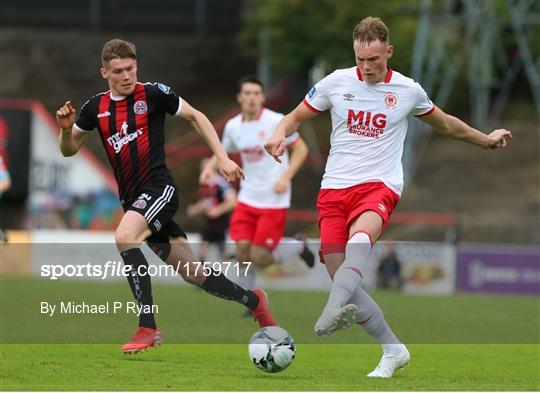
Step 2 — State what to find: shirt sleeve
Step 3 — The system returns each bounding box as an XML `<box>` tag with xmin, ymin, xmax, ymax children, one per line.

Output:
<box><xmin>221</xmin><ymin>121</ymin><xmax>238</xmax><ymax>153</ymax></box>
<box><xmin>410</xmin><ymin>82</ymin><xmax>435</xmax><ymax>117</ymax></box>
<box><xmin>285</xmin><ymin>131</ymin><xmax>300</xmax><ymax>146</ymax></box>
<box><xmin>303</xmin><ymin>72</ymin><xmax>334</xmax><ymax>113</ymax></box>
<box><xmin>74</xmin><ymin>99</ymin><xmax>97</xmax><ymax>132</ymax></box>
<box><xmin>153</xmin><ymin>82</ymin><xmax>183</xmax><ymax>116</ymax></box>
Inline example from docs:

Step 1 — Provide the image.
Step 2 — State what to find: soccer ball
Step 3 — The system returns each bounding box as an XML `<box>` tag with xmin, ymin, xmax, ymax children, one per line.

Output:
<box><xmin>248</xmin><ymin>326</ymin><xmax>296</xmax><ymax>373</ymax></box>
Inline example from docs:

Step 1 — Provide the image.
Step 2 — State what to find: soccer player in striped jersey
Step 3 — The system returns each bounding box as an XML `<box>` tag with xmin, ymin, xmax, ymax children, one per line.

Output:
<box><xmin>266</xmin><ymin>17</ymin><xmax>512</xmax><ymax>377</ymax></box>
<box><xmin>56</xmin><ymin>39</ymin><xmax>278</xmax><ymax>354</ymax></box>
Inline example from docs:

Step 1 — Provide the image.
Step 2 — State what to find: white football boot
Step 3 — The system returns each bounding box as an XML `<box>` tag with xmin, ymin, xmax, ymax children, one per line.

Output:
<box><xmin>314</xmin><ymin>304</ymin><xmax>358</xmax><ymax>337</ymax></box>
<box><xmin>367</xmin><ymin>344</ymin><xmax>410</xmax><ymax>378</ymax></box>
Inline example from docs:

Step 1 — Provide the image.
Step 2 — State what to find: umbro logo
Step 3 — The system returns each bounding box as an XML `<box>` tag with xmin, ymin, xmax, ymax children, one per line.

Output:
<box><xmin>97</xmin><ymin>111</ymin><xmax>111</xmax><ymax>118</ymax></box>
<box><xmin>343</xmin><ymin>93</ymin><xmax>355</xmax><ymax>101</ymax></box>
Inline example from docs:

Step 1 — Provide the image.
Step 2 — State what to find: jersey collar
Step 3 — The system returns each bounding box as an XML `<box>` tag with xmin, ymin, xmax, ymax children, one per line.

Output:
<box><xmin>110</xmin><ymin>92</ymin><xmax>126</xmax><ymax>101</ymax></box>
<box><xmin>241</xmin><ymin>107</ymin><xmax>264</xmax><ymax>122</ymax></box>
<box><xmin>356</xmin><ymin>66</ymin><xmax>393</xmax><ymax>83</ymax></box>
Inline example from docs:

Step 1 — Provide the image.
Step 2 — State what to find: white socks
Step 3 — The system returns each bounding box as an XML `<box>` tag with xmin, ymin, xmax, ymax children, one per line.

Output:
<box><xmin>349</xmin><ymin>285</ymin><xmax>401</xmax><ymax>346</ymax></box>
<box><xmin>325</xmin><ymin>232</ymin><xmax>372</xmax><ymax>309</ymax></box>
<box><xmin>324</xmin><ymin>231</ymin><xmax>402</xmax><ymax>347</ymax></box>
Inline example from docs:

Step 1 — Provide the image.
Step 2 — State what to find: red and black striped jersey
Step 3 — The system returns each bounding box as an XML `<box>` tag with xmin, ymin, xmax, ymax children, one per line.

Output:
<box><xmin>74</xmin><ymin>82</ymin><xmax>181</xmax><ymax>203</ymax></box>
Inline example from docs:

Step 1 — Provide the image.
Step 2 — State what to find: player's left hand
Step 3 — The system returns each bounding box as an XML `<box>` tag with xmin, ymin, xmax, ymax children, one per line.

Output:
<box><xmin>273</xmin><ymin>177</ymin><xmax>289</xmax><ymax>194</ymax></box>
<box><xmin>487</xmin><ymin>129</ymin><xmax>513</xmax><ymax>149</ymax></box>
<box><xmin>217</xmin><ymin>157</ymin><xmax>244</xmax><ymax>182</ymax></box>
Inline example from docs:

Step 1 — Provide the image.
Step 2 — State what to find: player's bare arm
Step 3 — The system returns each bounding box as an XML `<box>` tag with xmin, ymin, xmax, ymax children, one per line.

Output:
<box><xmin>420</xmin><ymin>106</ymin><xmax>513</xmax><ymax>150</ymax></box>
<box><xmin>265</xmin><ymin>103</ymin><xmax>317</xmax><ymax>162</ymax></box>
<box><xmin>186</xmin><ymin>200</ymin><xmax>206</xmax><ymax>218</ymax></box>
<box><xmin>273</xmin><ymin>137</ymin><xmax>309</xmax><ymax>193</ymax></box>
<box><xmin>179</xmin><ymin>100</ymin><xmax>244</xmax><ymax>182</ymax></box>
<box><xmin>56</xmin><ymin>100</ymin><xmax>89</xmax><ymax>156</ymax></box>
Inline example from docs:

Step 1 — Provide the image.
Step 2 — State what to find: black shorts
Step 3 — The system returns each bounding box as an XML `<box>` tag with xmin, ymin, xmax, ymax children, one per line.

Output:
<box><xmin>202</xmin><ymin>221</ymin><xmax>227</xmax><ymax>245</ymax></box>
<box><xmin>124</xmin><ymin>183</ymin><xmax>186</xmax><ymax>240</ymax></box>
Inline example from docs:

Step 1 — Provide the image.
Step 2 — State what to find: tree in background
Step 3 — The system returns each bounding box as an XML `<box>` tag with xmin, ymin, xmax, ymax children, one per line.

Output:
<box><xmin>240</xmin><ymin>0</ymin><xmax>420</xmax><ymax>77</ymax></box>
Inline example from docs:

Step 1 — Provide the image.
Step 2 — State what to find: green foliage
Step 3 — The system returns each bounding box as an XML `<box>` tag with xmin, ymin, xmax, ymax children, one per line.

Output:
<box><xmin>240</xmin><ymin>0</ymin><xmax>421</xmax><ymax>74</ymax></box>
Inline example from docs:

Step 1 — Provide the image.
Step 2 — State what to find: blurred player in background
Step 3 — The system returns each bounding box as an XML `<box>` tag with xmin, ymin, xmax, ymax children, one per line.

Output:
<box><xmin>266</xmin><ymin>16</ymin><xmax>512</xmax><ymax>377</ymax></box>
<box><xmin>187</xmin><ymin>158</ymin><xmax>237</xmax><ymax>261</ymax></box>
<box><xmin>56</xmin><ymin>39</ymin><xmax>278</xmax><ymax>354</ymax></box>
<box><xmin>201</xmin><ymin>75</ymin><xmax>314</xmax><ymax>293</ymax></box>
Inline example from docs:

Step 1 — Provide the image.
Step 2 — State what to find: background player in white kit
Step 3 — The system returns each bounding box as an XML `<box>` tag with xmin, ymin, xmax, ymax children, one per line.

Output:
<box><xmin>266</xmin><ymin>17</ymin><xmax>512</xmax><ymax>378</ymax></box>
<box><xmin>201</xmin><ymin>76</ymin><xmax>314</xmax><ymax>292</ymax></box>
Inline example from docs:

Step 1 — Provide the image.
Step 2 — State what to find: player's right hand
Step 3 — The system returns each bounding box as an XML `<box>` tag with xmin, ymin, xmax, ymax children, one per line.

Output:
<box><xmin>217</xmin><ymin>157</ymin><xmax>244</xmax><ymax>182</ymax></box>
<box><xmin>56</xmin><ymin>101</ymin><xmax>76</xmax><ymax>130</ymax></box>
<box><xmin>264</xmin><ymin>133</ymin><xmax>286</xmax><ymax>163</ymax></box>
<box><xmin>486</xmin><ymin>129</ymin><xmax>513</xmax><ymax>150</ymax></box>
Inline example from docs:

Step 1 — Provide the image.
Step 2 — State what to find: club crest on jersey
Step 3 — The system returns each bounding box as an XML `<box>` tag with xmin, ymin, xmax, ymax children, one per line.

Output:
<box><xmin>384</xmin><ymin>92</ymin><xmax>398</xmax><ymax>108</ymax></box>
<box><xmin>257</xmin><ymin>129</ymin><xmax>266</xmax><ymax>140</ymax></box>
<box><xmin>134</xmin><ymin>100</ymin><xmax>148</xmax><ymax>115</ymax></box>
<box><xmin>132</xmin><ymin>199</ymin><xmax>147</xmax><ymax>209</ymax></box>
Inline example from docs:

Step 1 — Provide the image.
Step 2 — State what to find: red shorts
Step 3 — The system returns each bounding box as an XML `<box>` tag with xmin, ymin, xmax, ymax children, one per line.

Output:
<box><xmin>317</xmin><ymin>182</ymin><xmax>400</xmax><ymax>257</ymax></box>
<box><xmin>229</xmin><ymin>202</ymin><xmax>287</xmax><ymax>251</ymax></box>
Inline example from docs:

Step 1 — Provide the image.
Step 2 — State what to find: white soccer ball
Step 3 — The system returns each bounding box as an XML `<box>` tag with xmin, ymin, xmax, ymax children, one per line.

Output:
<box><xmin>248</xmin><ymin>326</ymin><xmax>296</xmax><ymax>373</ymax></box>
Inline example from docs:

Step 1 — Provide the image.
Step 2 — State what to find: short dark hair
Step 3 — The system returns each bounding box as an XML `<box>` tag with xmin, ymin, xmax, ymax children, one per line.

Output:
<box><xmin>353</xmin><ymin>16</ymin><xmax>390</xmax><ymax>45</ymax></box>
<box><xmin>101</xmin><ymin>39</ymin><xmax>137</xmax><ymax>67</ymax></box>
<box><xmin>237</xmin><ymin>75</ymin><xmax>265</xmax><ymax>94</ymax></box>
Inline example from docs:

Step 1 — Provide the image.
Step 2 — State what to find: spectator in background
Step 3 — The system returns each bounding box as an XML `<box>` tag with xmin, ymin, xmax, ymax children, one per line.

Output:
<box><xmin>0</xmin><ymin>155</ymin><xmax>10</xmax><ymax>196</ymax></box>
<box><xmin>0</xmin><ymin>117</ymin><xmax>11</xmax><ymax>196</ymax></box>
<box><xmin>0</xmin><ymin>155</ymin><xmax>9</xmax><ymax>242</ymax></box>
<box><xmin>187</xmin><ymin>158</ymin><xmax>237</xmax><ymax>262</ymax></box>
<box><xmin>377</xmin><ymin>243</ymin><xmax>402</xmax><ymax>290</ymax></box>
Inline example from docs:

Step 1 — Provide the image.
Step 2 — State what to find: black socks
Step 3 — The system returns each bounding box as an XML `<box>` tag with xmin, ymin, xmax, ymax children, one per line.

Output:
<box><xmin>201</xmin><ymin>271</ymin><xmax>260</xmax><ymax>311</ymax></box>
<box><xmin>120</xmin><ymin>247</ymin><xmax>156</xmax><ymax>329</ymax></box>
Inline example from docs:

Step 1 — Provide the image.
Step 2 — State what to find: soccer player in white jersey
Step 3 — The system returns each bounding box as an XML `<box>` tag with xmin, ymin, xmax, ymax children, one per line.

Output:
<box><xmin>265</xmin><ymin>17</ymin><xmax>512</xmax><ymax>378</ymax></box>
<box><xmin>201</xmin><ymin>76</ymin><xmax>314</xmax><ymax>291</ymax></box>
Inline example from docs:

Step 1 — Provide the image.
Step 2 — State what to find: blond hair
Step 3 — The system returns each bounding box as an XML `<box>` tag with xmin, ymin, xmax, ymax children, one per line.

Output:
<box><xmin>353</xmin><ymin>17</ymin><xmax>390</xmax><ymax>44</ymax></box>
<box><xmin>101</xmin><ymin>39</ymin><xmax>137</xmax><ymax>66</ymax></box>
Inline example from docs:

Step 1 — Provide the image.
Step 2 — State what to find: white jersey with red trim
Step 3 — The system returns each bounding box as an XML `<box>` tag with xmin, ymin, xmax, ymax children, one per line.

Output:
<box><xmin>222</xmin><ymin>108</ymin><xmax>300</xmax><ymax>208</ymax></box>
<box><xmin>304</xmin><ymin>66</ymin><xmax>434</xmax><ymax>195</ymax></box>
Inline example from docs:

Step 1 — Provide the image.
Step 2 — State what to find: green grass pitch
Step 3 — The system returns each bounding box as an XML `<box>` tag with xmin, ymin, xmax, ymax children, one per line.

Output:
<box><xmin>1</xmin><ymin>277</ymin><xmax>539</xmax><ymax>391</ymax></box>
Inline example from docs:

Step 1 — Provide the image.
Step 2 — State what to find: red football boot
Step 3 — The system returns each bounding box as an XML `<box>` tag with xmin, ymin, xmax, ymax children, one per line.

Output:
<box><xmin>251</xmin><ymin>289</ymin><xmax>278</xmax><ymax>328</ymax></box>
<box><xmin>121</xmin><ymin>327</ymin><xmax>162</xmax><ymax>354</ymax></box>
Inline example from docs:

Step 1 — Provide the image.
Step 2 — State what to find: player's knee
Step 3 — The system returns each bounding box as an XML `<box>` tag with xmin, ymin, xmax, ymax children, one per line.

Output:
<box><xmin>235</xmin><ymin>243</ymin><xmax>251</xmax><ymax>264</ymax></box>
<box><xmin>250</xmin><ymin>247</ymin><xmax>273</xmax><ymax>267</ymax></box>
<box><xmin>115</xmin><ymin>229</ymin><xmax>140</xmax><ymax>248</ymax></box>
